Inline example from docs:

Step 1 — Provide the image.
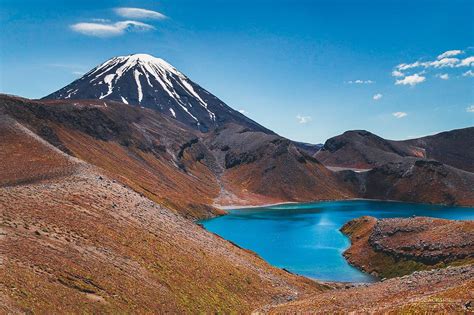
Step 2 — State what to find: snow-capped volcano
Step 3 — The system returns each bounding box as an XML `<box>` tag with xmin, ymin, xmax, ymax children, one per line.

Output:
<box><xmin>44</xmin><ymin>53</ymin><xmax>269</xmax><ymax>132</ymax></box>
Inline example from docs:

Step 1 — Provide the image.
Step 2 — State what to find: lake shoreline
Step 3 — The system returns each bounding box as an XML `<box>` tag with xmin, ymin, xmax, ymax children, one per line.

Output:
<box><xmin>216</xmin><ymin>197</ymin><xmax>474</xmax><ymax>211</ymax></box>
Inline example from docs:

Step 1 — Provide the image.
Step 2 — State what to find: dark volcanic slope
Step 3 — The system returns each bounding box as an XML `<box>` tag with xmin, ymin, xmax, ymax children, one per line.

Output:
<box><xmin>405</xmin><ymin>127</ymin><xmax>474</xmax><ymax>173</ymax></box>
<box><xmin>340</xmin><ymin>159</ymin><xmax>474</xmax><ymax>206</ymax></box>
<box><xmin>316</xmin><ymin>128</ymin><xmax>474</xmax><ymax>206</ymax></box>
<box><xmin>315</xmin><ymin>130</ymin><xmax>426</xmax><ymax>169</ymax></box>
<box><xmin>44</xmin><ymin>54</ymin><xmax>271</xmax><ymax>133</ymax></box>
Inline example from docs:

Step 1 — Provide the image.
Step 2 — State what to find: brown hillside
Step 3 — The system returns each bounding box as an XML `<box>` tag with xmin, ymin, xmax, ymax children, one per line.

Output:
<box><xmin>0</xmin><ymin>114</ymin><xmax>323</xmax><ymax>313</ymax></box>
<box><xmin>0</xmin><ymin>94</ymin><xmax>353</xmax><ymax>218</ymax></box>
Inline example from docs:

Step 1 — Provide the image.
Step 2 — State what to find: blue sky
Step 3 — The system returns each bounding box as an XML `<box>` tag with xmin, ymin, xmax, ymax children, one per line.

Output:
<box><xmin>1</xmin><ymin>0</ymin><xmax>473</xmax><ymax>143</ymax></box>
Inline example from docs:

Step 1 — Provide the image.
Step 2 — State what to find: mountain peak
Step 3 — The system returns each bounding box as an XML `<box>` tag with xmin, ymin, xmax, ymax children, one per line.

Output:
<box><xmin>97</xmin><ymin>53</ymin><xmax>183</xmax><ymax>77</ymax></box>
<box><xmin>44</xmin><ymin>54</ymin><xmax>271</xmax><ymax>133</ymax></box>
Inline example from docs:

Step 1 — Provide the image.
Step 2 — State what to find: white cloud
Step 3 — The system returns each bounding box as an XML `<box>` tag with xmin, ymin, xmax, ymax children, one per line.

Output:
<box><xmin>392</xmin><ymin>112</ymin><xmax>407</xmax><ymax>118</ymax></box>
<box><xmin>114</xmin><ymin>7</ymin><xmax>167</xmax><ymax>20</ymax></box>
<box><xmin>296</xmin><ymin>114</ymin><xmax>312</xmax><ymax>124</ymax></box>
<box><xmin>393</xmin><ymin>49</ymin><xmax>473</xmax><ymax>84</ymax></box>
<box><xmin>395</xmin><ymin>49</ymin><xmax>473</xmax><ymax>72</ymax></box>
<box><xmin>72</xmin><ymin>71</ymin><xmax>85</xmax><ymax>76</ymax></box>
<box><xmin>348</xmin><ymin>79</ymin><xmax>374</xmax><ymax>84</ymax></box>
<box><xmin>430</xmin><ymin>57</ymin><xmax>459</xmax><ymax>68</ymax></box>
<box><xmin>70</xmin><ymin>20</ymin><xmax>154</xmax><ymax>37</ymax></box>
<box><xmin>462</xmin><ymin>70</ymin><xmax>474</xmax><ymax>77</ymax></box>
<box><xmin>458</xmin><ymin>56</ymin><xmax>474</xmax><ymax>67</ymax></box>
<box><xmin>392</xmin><ymin>70</ymin><xmax>404</xmax><ymax>77</ymax></box>
<box><xmin>467</xmin><ymin>105</ymin><xmax>474</xmax><ymax>113</ymax></box>
<box><xmin>437</xmin><ymin>50</ymin><xmax>463</xmax><ymax>59</ymax></box>
<box><xmin>395</xmin><ymin>73</ymin><xmax>426</xmax><ymax>86</ymax></box>
<box><xmin>238</xmin><ymin>109</ymin><xmax>247</xmax><ymax>114</ymax></box>
<box><xmin>397</xmin><ymin>58</ymin><xmax>460</xmax><ymax>71</ymax></box>
<box><xmin>373</xmin><ymin>93</ymin><xmax>383</xmax><ymax>100</ymax></box>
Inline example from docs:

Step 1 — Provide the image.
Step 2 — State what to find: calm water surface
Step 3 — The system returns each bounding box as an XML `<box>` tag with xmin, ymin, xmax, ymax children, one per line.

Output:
<box><xmin>201</xmin><ymin>200</ymin><xmax>474</xmax><ymax>283</ymax></box>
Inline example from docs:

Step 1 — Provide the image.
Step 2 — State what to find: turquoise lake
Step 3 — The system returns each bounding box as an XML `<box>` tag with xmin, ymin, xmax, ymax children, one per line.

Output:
<box><xmin>201</xmin><ymin>200</ymin><xmax>474</xmax><ymax>283</ymax></box>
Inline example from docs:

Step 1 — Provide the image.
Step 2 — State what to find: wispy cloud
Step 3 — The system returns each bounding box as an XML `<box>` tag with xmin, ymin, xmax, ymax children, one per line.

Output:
<box><xmin>238</xmin><ymin>109</ymin><xmax>248</xmax><ymax>114</ymax></box>
<box><xmin>114</xmin><ymin>8</ymin><xmax>167</xmax><ymax>20</ymax></box>
<box><xmin>467</xmin><ymin>105</ymin><xmax>474</xmax><ymax>113</ymax></box>
<box><xmin>436</xmin><ymin>73</ymin><xmax>449</xmax><ymax>80</ymax></box>
<box><xmin>392</xmin><ymin>112</ymin><xmax>407</xmax><ymax>118</ymax></box>
<box><xmin>395</xmin><ymin>73</ymin><xmax>426</xmax><ymax>86</ymax></box>
<box><xmin>70</xmin><ymin>7</ymin><xmax>166</xmax><ymax>37</ymax></box>
<box><xmin>296</xmin><ymin>114</ymin><xmax>312</xmax><ymax>124</ymax></box>
<box><xmin>70</xmin><ymin>20</ymin><xmax>154</xmax><ymax>37</ymax></box>
<box><xmin>462</xmin><ymin>70</ymin><xmax>474</xmax><ymax>77</ymax></box>
<box><xmin>72</xmin><ymin>71</ymin><xmax>85</xmax><ymax>76</ymax></box>
<box><xmin>373</xmin><ymin>93</ymin><xmax>383</xmax><ymax>100</ymax></box>
<box><xmin>347</xmin><ymin>79</ymin><xmax>374</xmax><ymax>84</ymax></box>
<box><xmin>437</xmin><ymin>49</ymin><xmax>463</xmax><ymax>59</ymax></box>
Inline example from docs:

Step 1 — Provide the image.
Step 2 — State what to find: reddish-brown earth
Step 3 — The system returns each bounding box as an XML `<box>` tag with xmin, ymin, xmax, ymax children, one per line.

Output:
<box><xmin>264</xmin><ymin>265</ymin><xmax>474</xmax><ymax>313</ymax></box>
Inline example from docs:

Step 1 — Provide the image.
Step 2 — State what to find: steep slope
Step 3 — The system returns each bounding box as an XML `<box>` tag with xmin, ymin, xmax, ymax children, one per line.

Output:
<box><xmin>204</xmin><ymin>124</ymin><xmax>349</xmax><ymax>205</ymax></box>
<box><xmin>0</xmin><ymin>94</ymin><xmax>353</xmax><ymax>217</ymax></box>
<box><xmin>405</xmin><ymin>127</ymin><xmax>474</xmax><ymax>173</ymax></box>
<box><xmin>44</xmin><ymin>54</ymin><xmax>271</xmax><ymax>133</ymax></box>
<box><xmin>339</xmin><ymin>159</ymin><xmax>474</xmax><ymax>206</ymax></box>
<box><xmin>1</xmin><ymin>95</ymin><xmax>222</xmax><ymax>218</ymax></box>
<box><xmin>0</xmin><ymin>116</ymin><xmax>323</xmax><ymax>313</ymax></box>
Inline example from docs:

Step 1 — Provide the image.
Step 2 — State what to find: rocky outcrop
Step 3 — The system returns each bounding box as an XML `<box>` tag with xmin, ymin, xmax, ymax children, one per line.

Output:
<box><xmin>341</xmin><ymin>216</ymin><xmax>474</xmax><ymax>278</ymax></box>
<box><xmin>338</xmin><ymin>159</ymin><xmax>474</xmax><ymax>206</ymax></box>
<box><xmin>368</xmin><ymin>217</ymin><xmax>473</xmax><ymax>264</ymax></box>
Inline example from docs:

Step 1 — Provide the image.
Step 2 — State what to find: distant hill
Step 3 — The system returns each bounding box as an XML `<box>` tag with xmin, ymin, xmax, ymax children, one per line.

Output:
<box><xmin>315</xmin><ymin>128</ymin><xmax>474</xmax><ymax>172</ymax></box>
<box><xmin>315</xmin><ymin>128</ymin><xmax>474</xmax><ymax>205</ymax></box>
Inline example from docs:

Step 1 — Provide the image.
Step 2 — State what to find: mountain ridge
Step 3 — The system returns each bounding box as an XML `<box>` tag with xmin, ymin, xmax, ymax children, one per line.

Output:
<box><xmin>315</xmin><ymin>127</ymin><xmax>474</xmax><ymax>172</ymax></box>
